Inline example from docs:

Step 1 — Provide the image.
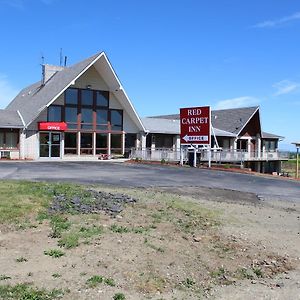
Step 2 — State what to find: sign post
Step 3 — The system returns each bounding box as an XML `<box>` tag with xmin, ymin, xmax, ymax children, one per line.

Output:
<box><xmin>180</xmin><ymin>106</ymin><xmax>211</xmax><ymax>167</ymax></box>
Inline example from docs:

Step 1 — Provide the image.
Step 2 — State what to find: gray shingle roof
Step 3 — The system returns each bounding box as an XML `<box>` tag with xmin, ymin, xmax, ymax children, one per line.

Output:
<box><xmin>0</xmin><ymin>109</ymin><xmax>23</xmax><ymax>128</ymax></box>
<box><xmin>142</xmin><ymin>117</ymin><xmax>235</xmax><ymax>137</ymax></box>
<box><xmin>148</xmin><ymin>107</ymin><xmax>259</xmax><ymax>135</ymax></box>
<box><xmin>262</xmin><ymin>131</ymin><xmax>284</xmax><ymax>139</ymax></box>
<box><xmin>142</xmin><ymin>118</ymin><xmax>180</xmax><ymax>134</ymax></box>
<box><xmin>6</xmin><ymin>52</ymin><xmax>101</xmax><ymax>126</ymax></box>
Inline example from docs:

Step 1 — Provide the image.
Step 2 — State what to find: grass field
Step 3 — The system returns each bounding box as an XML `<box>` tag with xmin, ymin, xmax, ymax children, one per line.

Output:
<box><xmin>0</xmin><ymin>180</ymin><xmax>298</xmax><ymax>299</ymax></box>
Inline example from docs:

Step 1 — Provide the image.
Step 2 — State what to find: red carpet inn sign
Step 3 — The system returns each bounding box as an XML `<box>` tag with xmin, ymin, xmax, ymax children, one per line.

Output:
<box><xmin>180</xmin><ymin>106</ymin><xmax>211</xmax><ymax>145</ymax></box>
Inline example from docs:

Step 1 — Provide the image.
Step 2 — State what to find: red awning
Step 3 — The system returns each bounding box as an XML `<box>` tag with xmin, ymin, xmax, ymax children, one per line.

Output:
<box><xmin>38</xmin><ymin>122</ymin><xmax>67</xmax><ymax>131</ymax></box>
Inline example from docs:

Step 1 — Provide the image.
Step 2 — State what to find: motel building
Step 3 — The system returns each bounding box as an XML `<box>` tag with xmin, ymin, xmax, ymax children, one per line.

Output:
<box><xmin>0</xmin><ymin>52</ymin><xmax>287</xmax><ymax>173</ymax></box>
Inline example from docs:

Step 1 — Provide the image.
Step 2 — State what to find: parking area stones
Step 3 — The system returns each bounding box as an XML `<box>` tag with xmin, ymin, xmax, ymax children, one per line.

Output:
<box><xmin>48</xmin><ymin>189</ymin><xmax>137</xmax><ymax>216</ymax></box>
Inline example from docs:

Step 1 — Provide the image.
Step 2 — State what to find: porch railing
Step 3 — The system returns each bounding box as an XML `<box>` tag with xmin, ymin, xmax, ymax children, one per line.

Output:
<box><xmin>130</xmin><ymin>148</ymin><xmax>289</xmax><ymax>162</ymax></box>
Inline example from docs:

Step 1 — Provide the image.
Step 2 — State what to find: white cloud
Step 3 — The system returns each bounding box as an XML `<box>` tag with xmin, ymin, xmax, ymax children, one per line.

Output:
<box><xmin>0</xmin><ymin>0</ymin><xmax>54</xmax><ymax>8</ymax></box>
<box><xmin>253</xmin><ymin>11</ymin><xmax>300</xmax><ymax>28</ymax></box>
<box><xmin>272</xmin><ymin>80</ymin><xmax>300</xmax><ymax>96</ymax></box>
<box><xmin>214</xmin><ymin>96</ymin><xmax>259</xmax><ymax>110</ymax></box>
<box><xmin>0</xmin><ymin>0</ymin><xmax>24</xmax><ymax>9</ymax></box>
<box><xmin>0</xmin><ymin>74</ymin><xmax>19</xmax><ymax>109</ymax></box>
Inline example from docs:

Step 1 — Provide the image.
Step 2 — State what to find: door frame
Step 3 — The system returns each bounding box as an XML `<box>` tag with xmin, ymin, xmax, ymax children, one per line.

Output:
<box><xmin>39</xmin><ymin>131</ymin><xmax>62</xmax><ymax>159</ymax></box>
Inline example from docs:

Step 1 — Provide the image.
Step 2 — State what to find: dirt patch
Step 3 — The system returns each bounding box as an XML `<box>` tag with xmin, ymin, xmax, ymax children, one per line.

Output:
<box><xmin>0</xmin><ymin>185</ymin><xmax>299</xmax><ymax>299</ymax></box>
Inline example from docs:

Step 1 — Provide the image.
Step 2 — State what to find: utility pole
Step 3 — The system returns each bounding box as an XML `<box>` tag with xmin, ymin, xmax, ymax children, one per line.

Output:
<box><xmin>292</xmin><ymin>142</ymin><xmax>300</xmax><ymax>179</ymax></box>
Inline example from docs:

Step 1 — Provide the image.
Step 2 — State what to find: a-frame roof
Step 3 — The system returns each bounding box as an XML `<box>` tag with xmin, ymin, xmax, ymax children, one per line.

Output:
<box><xmin>6</xmin><ymin>52</ymin><xmax>145</xmax><ymax>131</ymax></box>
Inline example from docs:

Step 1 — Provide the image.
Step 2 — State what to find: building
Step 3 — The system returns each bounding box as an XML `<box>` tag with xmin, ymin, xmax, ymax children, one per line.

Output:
<box><xmin>137</xmin><ymin>106</ymin><xmax>286</xmax><ymax>173</ymax></box>
<box><xmin>1</xmin><ymin>52</ymin><xmax>146</xmax><ymax>160</ymax></box>
<box><xmin>0</xmin><ymin>51</ymin><xmax>286</xmax><ymax>173</ymax></box>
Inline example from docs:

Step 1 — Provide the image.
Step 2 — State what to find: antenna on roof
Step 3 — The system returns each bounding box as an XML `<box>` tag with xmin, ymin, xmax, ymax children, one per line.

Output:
<box><xmin>64</xmin><ymin>56</ymin><xmax>67</xmax><ymax>67</ymax></box>
<box><xmin>40</xmin><ymin>52</ymin><xmax>45</xmax><ymax>65</ymax></box>
<box><xmin>59</xmin><ymin>48</ymin><xmax>63</xmax><ymax>66</ymax></box>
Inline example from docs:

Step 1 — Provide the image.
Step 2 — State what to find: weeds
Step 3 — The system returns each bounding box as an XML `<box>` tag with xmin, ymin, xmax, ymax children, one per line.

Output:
<box><xmin>15</xmin><ymin>257</ymin><xmax>28</xmax><ymax>263</ymax></box>
<box><xmin>86</xmin><ymin>275</ymin><xmax>116</xmax><ymax>288</ymax></box>
<box><xmin>0</xmin><ymin>283</ymin><xmax>64</xmax><ymax>300</ymax></box>
<box><xmin>0</xmin><ymin>275</ymin><xmax>11</xmax><ymax>280</ymax></box>
<box><xmin>52</xmin><ymin>273</ymin><xmax>62</xmax><ymax>278</ymax></box>
<box><xmin>44</xmin><ymin>249</ymin><xmax>65</xmax><ymax>258</ymax></box>
<box><xmin>113</xmin><ymin>293</ymin><xmax>126</xmax><ymax>300</ymax></box>
<box><xmin>144</xmin><ymin>238</ymin><xmax>165</xmax><ymax>253</ymax></box>
<box><xmin>50</xmin><ymin>215</ymin><xmax>71</xmax><ymax>238</ymax></box>
<box><xmin>181</xmin><ymin>278</ymin><xmax>196</xmax><ymax>288</ymax></box>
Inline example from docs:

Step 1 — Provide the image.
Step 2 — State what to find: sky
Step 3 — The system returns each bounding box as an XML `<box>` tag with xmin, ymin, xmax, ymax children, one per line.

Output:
<box><xmin>0</xmin><ymin>0</ymin><xmax>299</xmax><ymax>150</ymax></box>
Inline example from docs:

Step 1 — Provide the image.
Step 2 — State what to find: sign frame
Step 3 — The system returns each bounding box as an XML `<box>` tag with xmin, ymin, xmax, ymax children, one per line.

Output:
<box><xmin>180</xmin><ymin>106</ymin><xmax>211</xmax><ymax>145</ymax></box>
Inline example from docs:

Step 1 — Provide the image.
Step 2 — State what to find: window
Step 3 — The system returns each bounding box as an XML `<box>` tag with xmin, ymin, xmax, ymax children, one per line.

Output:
<box><xmin>111</xmin><ymin>134</ymin><xmax>122</xmax><ymax>154</ymax></box>
<box><xmin>0</xmin><ymin>133</ymin><xmax>4</xmax><ymax>148</ymax></box>
<box><xmin>0</xmin><ymin>130</ymin><xmax>19</xmax><ymax>149</ymax></box>
<box><xmin>96</xmin><ymin>110</ymin><xmax>108</xmax><ymax>130</ymax></box>
<box><xmin>110</xmin><ymin>110</ymin><xmax>123</xmax><ymax>131</ymax></box>
<box><xmin>96</xmin><ymin>133</ymin><xmax>107</xmax><ymax>154</ymax></box>
<box><xmin>80</xmin><ymin>133</ymin><xmax>93</xmax><ymax>154</ymax></box>
<box><xmin>65</xmin><ymin>107</ymin><xmax>78</xmax><ymax>129</ymax></box>
<box><xmin>65</xmin><ymin>88</ymin><xmax>78</xmax><ymax>105</ymax></box>
<box><xmin>65</xmin><ymin>132</ymin><xmax>77</xmax><ymax>155</ymax></box>
<box><xmin>81</xmin><ymin>108</ymin><xmax>93</xmax><ymax>130</ymax></box>
<box><xmin>96</xmin><ymin>91</ymin><xmax>109</xmax><ymax>107</ymax></box>
<box><xmin>48</xmin><ymin>106</ymin><xmax>62</xmax><ymax>122</ymax></box>
<box><xmin>81</xmin><ymin>90</ymin><xmax>93</xmax><ymax>106</ymax></box>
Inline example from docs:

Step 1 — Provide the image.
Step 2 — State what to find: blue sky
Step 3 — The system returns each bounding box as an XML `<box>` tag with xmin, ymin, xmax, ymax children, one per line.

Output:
<box><xmin>0</xmin><ymin>0</ymin><xmax>299</xmax><ymax>150</ymax></box>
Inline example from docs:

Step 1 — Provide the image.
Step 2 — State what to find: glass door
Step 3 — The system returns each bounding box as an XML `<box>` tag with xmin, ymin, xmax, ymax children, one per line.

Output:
<box><xmin>39</xmin><ymin>132</ymin><xmax>61</xmax><ymax>158</ymax></box>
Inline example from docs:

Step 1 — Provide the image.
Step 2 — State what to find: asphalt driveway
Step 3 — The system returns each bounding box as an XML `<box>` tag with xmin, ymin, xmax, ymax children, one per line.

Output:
<box><xmin>0</xmin><ymin>161</ymin><xmax>299</xmax><ymax>202</ymax></box>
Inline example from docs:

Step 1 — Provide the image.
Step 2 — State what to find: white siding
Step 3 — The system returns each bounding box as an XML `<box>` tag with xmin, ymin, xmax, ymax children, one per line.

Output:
<box><xmin>73</xmin><ymin>66</ymin><xmax>109</xmax><ymax>90</ymax></box>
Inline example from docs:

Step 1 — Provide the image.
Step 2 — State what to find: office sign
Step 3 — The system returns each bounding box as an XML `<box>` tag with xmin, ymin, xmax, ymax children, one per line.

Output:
<box><xmin>180</xmin><ymin>106</ymin><xmax>210</xmax><ymax>144</ymax></box>
<box><xmin>38</xmin><ymin>122</ymin><xmax>68</xmax><ymax>131</ymax></box>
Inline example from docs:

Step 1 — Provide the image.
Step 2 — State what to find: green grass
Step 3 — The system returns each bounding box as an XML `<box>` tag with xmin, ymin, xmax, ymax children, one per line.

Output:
<box><xmin>57</xmin><ymin>225</ymin><xmax>103</xmax><ymax>249</ymax></box>
<box><xmin>49</xmin><ymin>215</ymin><xmax>71</xmax><ymax>238</ymax></box>
<box><xmin>0</xmin><ymin>283</ymin><xmax>64</xmax><ymax>299</ymax></box>
<box><xmin>110</xmin><ymin>224</ymin><xmax>130</xmax><ymax>233</ymax></box>
<box><xmin>0</xmin><ymin>181</ymin><xmax>50</xmax><ymax>223</ymax></box>
<box><xmin>86</xmin><ymin>275</ymin><xmax>116</xmax><ymax>288</ymax></box>
<box><xmin>44</xmin><ymin>249</ymin><xmax>65</xmax><ymax>258</ymax></box>
<box><xmin>0</xmin><ymin>181</ymin><xmax>95</xmax><ymax>224</ymax></box>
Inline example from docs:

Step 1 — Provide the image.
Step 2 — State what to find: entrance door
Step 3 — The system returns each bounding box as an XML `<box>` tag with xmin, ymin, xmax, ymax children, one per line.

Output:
<box><xmin>40</xmin><ymin>132</ymin><xmax>61</xmax><ymax>158</ymax></box>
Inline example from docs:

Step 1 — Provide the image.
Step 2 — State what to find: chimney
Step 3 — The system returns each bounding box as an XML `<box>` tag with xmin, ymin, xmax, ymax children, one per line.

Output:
<box><xmin>42</xmin><ymin>64</ymin><xmax>65</xmax><ymax>85</ymax></box>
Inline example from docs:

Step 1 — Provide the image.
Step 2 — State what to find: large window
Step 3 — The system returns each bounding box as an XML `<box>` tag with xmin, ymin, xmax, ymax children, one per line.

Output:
<box><xmin>65</xmin><ymin>107</ymin><xmax>78</xmax><ymax>129</ymax></box>
<box><xmin>96</xmin><ymin>110</ymin><xmax>108</xmax><ymax>130</ymax></box>
<box><xmin>80</xmin><ymin>133</ymin><xmax>93</xmax><ymax>154</ymax></box>
<box><xmin>0</xmin><ymin>130</ymin><xmax>19</xmax><ymax>149</ymax></box>
<box><xmin>81</xmin><ymin>108</ymin><xmax>93</xmax><ymax>130</ymax></box>
<box><xmin>96</xmin><ymin>133</ymin><xmax>107</xmax><ymax>154</ymax></box>
<box><xmin>111</xmin><ymin>134</ymin><xmax>122</xmax><ymax>154</ymax></box>
<box><xmin>65</xmin><ymin>132</ymin><xmax>77</xmax><ymax>154</ymax></box>
<box><xmin>96</xmin><ymin>91</ymin><xmax>109</xmax><ymax>107</ymax></box>
<box><xmin>110</xmin><ymin>110</ymin><xmax>123</xmax><ymax>131</ymax></box>
<box><xmin>81</xmin><ymin>89</ymin><xmax>93</xmax><ymax>106</ymax></box>
<box><xmin>48</xmin><ymin>106</ymin><xmax>62</xmax><ymax>122</ymax></box>
<box><xmin>65</xmin><ymin>88</ymin><xmax>78</xmax><ymax>105</ymax></box>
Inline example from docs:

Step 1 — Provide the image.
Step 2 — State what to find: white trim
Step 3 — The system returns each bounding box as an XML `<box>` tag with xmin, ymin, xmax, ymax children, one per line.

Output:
<box><xmin>17</xmin><ymin>110</ymin><xmax>26</xmax><ymax>128</ymax></box>
<box><xmin>101</xmin><ymin>53</ymin><xmax>146</xmax><ymax>132</ymax></box>
<box><xmin>27</xmin><ymin>53</ymin><xmax>105</xmax><ymax>127</ymax></box>
<box><xmin>27</xmin><ymin>52</ymin><xmax>146</xmax><ymax>133</ymax></box>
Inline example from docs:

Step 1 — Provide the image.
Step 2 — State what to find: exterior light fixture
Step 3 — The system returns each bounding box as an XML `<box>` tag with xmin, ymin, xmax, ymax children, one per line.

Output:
<box><xmin>86</xmin><ymin>84</ymin><xmax>92</xmax><ymax>89</ymax></box>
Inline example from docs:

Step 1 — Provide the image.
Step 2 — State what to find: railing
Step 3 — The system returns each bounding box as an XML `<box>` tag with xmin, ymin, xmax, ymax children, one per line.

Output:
<box><xmin>130</xmin><ymin>148</ymin><xmax>187</xmax><ymax>162</ymax></box>
<box><xmin>130</xmin><ymin>148</ymin><xmax>289</xmax><ymax>162</ymax></box>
